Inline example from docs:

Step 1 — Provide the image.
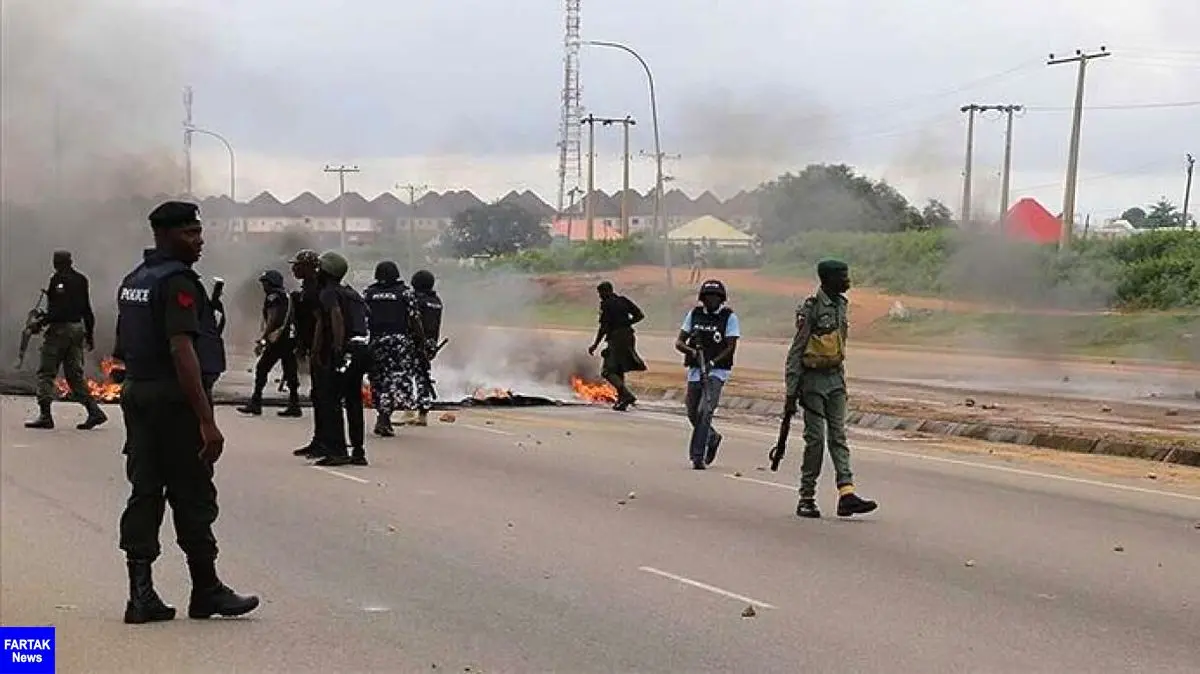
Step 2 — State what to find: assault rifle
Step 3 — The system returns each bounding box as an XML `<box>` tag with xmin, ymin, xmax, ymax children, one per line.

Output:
<box><xmin>15</xmin><ymin>290</ymin><xmax>48</xmax><ymax>369</ymax></box>
<box><xmin>767</xmin><ymin>385</ymin><xmax>827</xmax><ymax>472</ymax></box>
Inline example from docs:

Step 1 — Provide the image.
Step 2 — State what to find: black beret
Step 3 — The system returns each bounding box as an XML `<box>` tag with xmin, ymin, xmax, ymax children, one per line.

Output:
<box><xmin>147</xmin><ymin>200</ymin><xmax>202</xmax><ymax>228</ymax></box>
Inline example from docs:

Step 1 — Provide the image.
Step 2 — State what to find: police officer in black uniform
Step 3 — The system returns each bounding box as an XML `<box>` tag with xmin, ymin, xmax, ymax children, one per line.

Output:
<box><xmin>310</xmin><ymin>251</ymin><xmax>371</xmax><ymax>467</ymax></box>
<box><xmin>363</xmin><ymin>261</ymin><xmax>419</xmax><ymax>437</ymax></box>
<box><xmin>289</xmin><ymin>249</ymin><xmax>326</xmax><ymax>457</ymax></box>
<box><xmin>114</xmin><ymin>200</ymin><xmax>258</xmax><ymax>624</ymax></box>
<box><xmin>410</xmin><ymin>269</ymin><xmax>443</xmax><ymax>427</ymax></box>
<box><xmin>237</xmin><ymin>269</ymin><xmax>301</xmax><ymax>417</ymax></box>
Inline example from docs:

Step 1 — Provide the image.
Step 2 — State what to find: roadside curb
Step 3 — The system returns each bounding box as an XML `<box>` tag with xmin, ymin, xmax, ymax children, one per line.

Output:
<box><xmin>632</xmin><ymin>385</ymin><xmax>1200</xmax><ymax>468</ymax></box>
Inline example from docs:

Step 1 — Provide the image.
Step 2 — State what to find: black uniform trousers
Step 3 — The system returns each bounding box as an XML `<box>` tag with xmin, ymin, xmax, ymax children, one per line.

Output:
<box><xmin>312</xmin><ymin>344</ymin><xmax>369</xmax><ymax>456</ymax></box>
<box><xmin>253</xmin><ymin>339</ymin><xmax>299</xmax><ymax>395</ymax></box>
<box><xmin>118</xmin><ymin>379</ymin><xmax>219</xmax><ymax>562</ymax></box>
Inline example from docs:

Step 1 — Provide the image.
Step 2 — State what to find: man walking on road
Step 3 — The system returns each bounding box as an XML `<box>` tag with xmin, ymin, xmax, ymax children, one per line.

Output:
<box><xmin>237</xmin><ymin>269</ymin><xmax>301</xmax><ymax>417</ymax></box>
<box><xmin>114</xmin><ymin>200</ymin><xmax>258</xmax><ymax>624</ymax></box>
<box><xmin>785</xmin><ymin>259</ymin><xmax>878</xmax><ymax>519</ymax></box>
<box><xmin>675</xmin><ymin>279</ymin><xmax>738</xmax><ymax>469</ymax></box>
<box><xmin>587</xmin><ymin>281</ymin><xmax>646</xmax><ymax>411</ymax></box>
<box><xmin>24</xmin><ymin>250</ymin><xmax>108</xmax><ymax>430</ymax></box>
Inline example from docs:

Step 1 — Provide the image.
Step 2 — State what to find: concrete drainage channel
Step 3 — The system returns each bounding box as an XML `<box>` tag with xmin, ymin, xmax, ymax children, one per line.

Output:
<box><xmin>631</xmin><ymin>385</ymin><xmax>1200</xmax><ymax>468</ymax></box>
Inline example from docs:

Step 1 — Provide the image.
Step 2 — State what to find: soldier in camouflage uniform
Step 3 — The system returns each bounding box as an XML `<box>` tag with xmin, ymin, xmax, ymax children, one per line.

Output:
<box><xmin>784</xmin><ymin>259</ymin><xmax>878</xmax><ymax>519</ymax></box>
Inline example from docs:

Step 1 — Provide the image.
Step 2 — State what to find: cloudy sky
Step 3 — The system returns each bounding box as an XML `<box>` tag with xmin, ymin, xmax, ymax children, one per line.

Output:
<box><xmin>4</xmin><ymin>0</ymin><xmax>1198</xmax><ymax>221</ymax></box>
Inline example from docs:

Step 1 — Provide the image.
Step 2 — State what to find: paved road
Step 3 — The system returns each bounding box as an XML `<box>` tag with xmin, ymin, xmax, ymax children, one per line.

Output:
<box><xmin>479</xmin><ymin>326</ymin><xmax>1200</xmax><ymax>406</ymax></box>
<box><xmin>3</xmin><ymin>397</ymin><xmax>1199</xmax><ymax>673</ymax></box>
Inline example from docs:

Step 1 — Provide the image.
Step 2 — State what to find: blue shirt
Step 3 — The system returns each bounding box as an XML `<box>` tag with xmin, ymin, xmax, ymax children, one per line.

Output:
<box><xmin>680</xmin><ymin>307</ymin><xmax>741</xmax><ymax>383</ymax></box>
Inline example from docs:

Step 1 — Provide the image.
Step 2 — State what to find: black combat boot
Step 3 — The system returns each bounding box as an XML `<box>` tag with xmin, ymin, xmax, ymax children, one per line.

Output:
<box><xmin>277</xmin><ymin>390</ymin><xmax>302</xmax><ymax>417</ymax></box>
<box><xmin>236</xmin><ymin>393</ymin><xmax>263</xmax><ymax>416</ymax></box>
<box><xmin>186</xmin><ymin>557</ymin><xmax>260</xmax><ymax>619</ymax></box>
<box><xmin>795</xmin><ymin>498</ymin><xmax>821</xmax><ymax>518</ymax></box>
<box><xmin>77</xmin><ymin>400</ymin><xmax>109</xmax><ymax>430</ymax></box>
<box><xmin>293</xmin><ymin>440</ymin><xmax>319</xmax><ymax>457</ymax></box>
<box><xmin>373</xmin><ymin>413</ymin><xmax>394</xmax><ymax>437</ymax></box>
<box><xmin>837</xmin><ymin>491</ymin><xmax>878</xmax><ymax>517</ymax></box>
<box><xmin>24</xmin><ymin>402</ymin><xmax>54</xmax><ymax>429</ymax></box>
<box><xmin>414</xmin><ymin>410</ymin><xmax>429</xmax><ymax>427</ymax></box>
<box><xmin>350</xmin><ymin>447</ymin><xmax>368</xmax><ymax>466</ymax></box>
<box><xmin>124</xmin><ymin>559</ymin><xmax>176</xmax><ymax>624</ymax></box>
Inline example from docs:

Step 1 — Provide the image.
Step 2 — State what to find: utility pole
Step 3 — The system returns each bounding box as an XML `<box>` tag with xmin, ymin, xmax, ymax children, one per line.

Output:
<box><xmin>1183</xmin><ymin>153</ymin><xmax>1195</xmax><ymax>230</ymax></box>
<box><xmin>397</xmin><ymin>182</ymin><xmax>429</xmax><ymax>271</ymax></box>
<box><xmin>583</xmin><ymin>114</ymin><xmax>596</xmax><ymax>241</ymax></box>
<box><xmin>323</xmin><ymin>164</ymin><xmax>360</xmax><ymax>249</ymax></box>
<box><xmin>615</xmin><ymin>116</ymin><xmax>637</xmax><ymax>237</ymax></box>
<box><xmin>959</xmin><ymin>104</ymin><xmax>981</xmax><ymax>226</ymax></box>
<box><xmin>996</xmin><ymin>104</ymin><xmax>1024</xmax><ymax>223</ymax></box>
<box><xmin>566</xmin><ymin>186</ymin><xmax>583</xmax><ymax>241</ymax></box>
<box><xmin>183</xmin><ymin>86</ymin><xmax>193</xmax><ymax>197</ymax></box>
<box><xmin>1048</xmin><ymin>46</ymin><xmax>1111</xmax><ymax>250</ymax></box>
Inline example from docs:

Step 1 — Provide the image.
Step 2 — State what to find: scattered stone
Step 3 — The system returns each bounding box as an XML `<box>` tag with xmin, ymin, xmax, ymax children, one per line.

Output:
<box><xmin>1100</xmin><ymin>405</ymin><xmax>1113</xmax><ymax>413</ymax></box>
<box><xmin>516</xmin><ymin>442</ymin><xmax>524</xmax><ymax>449</ymax></box>
<box><xmin>1109</xmin><ymin>359</ymin><xmax>1117</xmax><ymax>365</ymax></box>
<box><xmin>733</xmin><ymin>471</ymin><xmax>743</xmax><ymax>477</ymax></box>
<box><xmin>535</xmin><ymin>440</ymin><xmax>542</xmax><ymax>445</ymax></box>
<box><xmin>1149</xmin><ymin>392</ymin><xmax>1160</xmax><ymax>398</ymax></box>
<box><xmin>981</xmin><ymin>403</ymin><xmax>999</xmax><ymax>411</ymax></box>
<box><xmin>755</xmin><ymin>466</ymin><xmax>766</xmax><ymax>471</ymax></box>
<box><xmin>387</xmin><ymin>525</ymin><xmax>397</xmax><ymax>533</ymax></box>
<box><xmin>627</xmin><ymin>491</ymin><xmax>637</xmax><ymax>500</ymax></box>
<box><xmin>1146</xmin><ymin>472</ymin><xmax>1158</xmax><ymax>480</ymax></box>
<box><xmin>964</xmin><ymin>560</ymin><xmax>976</xmax><ymax>568</ymax></box>
<box><xmin>1113</xmin><ymin>545</ymin><xmax>1125</xmax><ymax>553</ymax></box>
<box><xmin>507</xmin><ymin>522</ymin><xmax>514</xmax><ymax>528</ymax></box>
<box><xmin>1193</xmin><ymin>522</ymin><xmax>1200</xmax><ymax>530</ymax></box>
<box><xmin>1165</xmin><ymin>409</ymin><xmax>1179</xmax><ymax>417</ymax></box>
<box><xmin>54</xmin><ymin>604</ymin><xmax>77</xmax><ymax>611</ymax></box>
<box><xmin>438</xmin><ymin>412</ymin><xmax>457</xmax><ymax>423</ymax></box>
<box><xmin>565</xmin><ymin>430</ymin><xmax>572</xmax><ymax>436</ymax></box>
<box><xmin>616</xmin><ymin>499</ymin><xmax>628</xmax><ymax>506</ymax></box>
<box><xmin>1061</xmin><ymin>376</ymin><xmax>1070</xmax><ymax>383</ymax></box>
<box><xmin>484</xmin><ymin>420</ymin><xmax>494</xmax><ymax>426</ymax></box>
<box><xmin>741</xmin><ymin>605</ymin><xmax>757</xmax><ymax>618</ymax></box>
<box><xmin>964</xmin><ymin>398</ymin><xmax>976</xmax><ymax>408</ymax></box>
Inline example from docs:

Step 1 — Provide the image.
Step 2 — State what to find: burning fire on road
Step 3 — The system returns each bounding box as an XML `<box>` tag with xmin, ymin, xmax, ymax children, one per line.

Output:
<box><xmin>55</xmin><ymin>356</ymin><xmax>123</xmax><ymax>403</ymax></box>
<box><xmin>570</xmin><ymin>375</ymin><xmax>617</xmax><ymax>403</ymax></box>
<box><xmin>357</xmin><ymin>376</ymin><xmax>618</xmax><ymax>408</ymax></box>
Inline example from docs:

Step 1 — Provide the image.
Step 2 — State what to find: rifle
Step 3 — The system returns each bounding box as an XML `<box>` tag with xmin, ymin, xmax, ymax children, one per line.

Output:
<box><xmin>689</xmin><ymin>351</ymin><xmax>721</xmax><ymax>465</ymax></box>
<box><xmin>767</xmin><ymin>385</ymin><xmax>828</xmax><ymax>472</ymax></box>
<box><xmin>210</xmin><ymin>277</ymin><xmax>226</xmax><ymax>335</ymax></box>
<box><xmin>15</xmin><ymin>290</ymin><xmax>48</xmax><ymax>369</ymax></box>
<box><xmin>427</xmin><ymin>337</ymin><xmax>449</xmax><ymax>360</ymax></box>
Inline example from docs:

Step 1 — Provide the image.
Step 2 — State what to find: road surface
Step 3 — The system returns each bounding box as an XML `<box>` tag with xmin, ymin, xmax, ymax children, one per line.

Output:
<box><xmin>3</xmin><ymin>397</ymin><xmax>1199</xmax><ymax>673</ymax></box>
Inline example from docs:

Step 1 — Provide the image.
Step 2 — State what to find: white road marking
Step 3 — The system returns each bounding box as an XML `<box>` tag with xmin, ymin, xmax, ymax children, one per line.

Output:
<box><xmin>638</xmin><ymin>566</ymin><xmax>777</xmax><ymax>609</ymax></box>
<box><xmin>314</xmin><ymin>467</ymin><xmax>371</xmax><ymax>484</ymax></box>
<box><xmin>10</xmin><ymin>444</ymin><xmax>31</xmax><ymax>448</ymax></box>
<box><xmin>725</xmin><ymin>474</ymin><xmax>793</xmax><ymax>491</ymax></box>
<box><xmin>457</xmin><ymin>423</ymin><xmax>514</xmax><ymax>436</ymax></box>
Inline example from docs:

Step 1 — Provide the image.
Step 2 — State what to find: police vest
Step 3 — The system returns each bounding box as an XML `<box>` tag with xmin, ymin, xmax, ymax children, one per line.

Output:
<box><xmin>412</xmin><ymin>290</ymin><xmax>443</xmax><ymax>342</ymax></box>
<box><xmin>683</xmin><ymin>306</ymin><xmax>734</xmax><ymax>369</ymax></box>
<box><xmin>363</xmin><ymin>282</ymin><xmax>410</xmax><ymax>336</ymax></box>
<box><xmin>291</xmin><ymin>288</ymin><xmax>315</xmax><ymax>348</ymax></box>
<box><xmin>337</xmin><ymin>285</ymin><xmax>370</xmax><ymax>338</ymax></box>
<box><xmin>115</xmin><ymin>255</ymin><xmax>226</xmax><ymax>385</ymax></box>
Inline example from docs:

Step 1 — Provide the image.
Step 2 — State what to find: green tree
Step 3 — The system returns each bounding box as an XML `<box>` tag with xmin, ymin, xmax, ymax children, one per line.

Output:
<box><xmin>919</xmin><ymin>198</ymin><xmax>956</xmax><ymax>230</ymax></box>
<box><xmin>1143</xmin><ymin>198</ymin><xmax>1184</xmax><ymax>229</ymax></box>
<box><xmin>1119</xmin><ymin>206</ymin><xmax>1147</xmax><ymax>228</ymax></box>
<box><xmin>755</xmin><ymin>163</ymin><xmax>922</xmax><ymax>243</ymax></box>
<box><xmin>443</xmin><ymin>202</ymin><xmax>550</xmax><ymax>258</ymax></box>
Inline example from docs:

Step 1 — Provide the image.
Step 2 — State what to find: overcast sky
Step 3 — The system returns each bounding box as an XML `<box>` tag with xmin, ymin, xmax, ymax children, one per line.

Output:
<box><xmin>5</xmin><ymin>0</ymin><xmax>1199</xmax><ymax>220</ymax></box>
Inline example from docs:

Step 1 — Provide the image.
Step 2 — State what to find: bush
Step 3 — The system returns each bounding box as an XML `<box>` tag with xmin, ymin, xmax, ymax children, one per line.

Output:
<box><xmin>762</xmin><ymin>229</ymin><xmax>1200</xmax><ymax>310</ymax></box>
<box><xmin>489</xmin><ymin>239</ymin><xmax>644</xmax><ymax>273</ymax></box>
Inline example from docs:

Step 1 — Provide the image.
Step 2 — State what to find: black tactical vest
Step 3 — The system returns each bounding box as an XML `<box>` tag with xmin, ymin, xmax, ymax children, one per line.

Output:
<box><xmin>263</xmin><ymin>288</ymin><xmax>296</xmax><ymax>342</ymax></box>
<box><xmin>363</xmin><ymin>282</ymin><xmax>411</xmax><ymax>336</ymax></box>
<box><xmin>292</xmin><ymin>287</ymin><xmax>315</xmax><ymax>349</ymax></box>
<box><xmin>114</xmin><ymin>249</ymin><xmax>227</xmax><ymax>386</ymax></box>
<box><xmin>412</xmin><ymin>290</ymin><xmax>443</xmax><ymax>342</ymax></box>
<box><xmin>337</xmin><ymin>285</ymin><xmax>370</xmax><ymax>338</ymax></box>
<box><xmin>683</xmin><ymin>306</ymin><xmax>734</xmax><ymax>369</ymax></box>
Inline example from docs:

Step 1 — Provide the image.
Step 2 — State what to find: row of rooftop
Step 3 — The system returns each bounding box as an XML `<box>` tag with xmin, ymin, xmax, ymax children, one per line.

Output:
<box><xmin>197</xmin><ymin>187</ymin><xmax>761</xmax><ymax>222</ymax></box>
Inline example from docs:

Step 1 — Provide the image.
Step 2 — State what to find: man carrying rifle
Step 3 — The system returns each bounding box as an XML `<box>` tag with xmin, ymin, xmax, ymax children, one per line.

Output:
<box><xmin>784</xmin><ymin>259</ymin><xmax>877</xmax><ymax>519</ymax></box>
<box><xmin>675</xmin><ymin>279</ymin><xmax>738</xmax><ymax>470</ymax></box>
<box><xmin>24</xmin><ymin>250</ymin><xmax>108</xmax><ymax>430</ymax></box>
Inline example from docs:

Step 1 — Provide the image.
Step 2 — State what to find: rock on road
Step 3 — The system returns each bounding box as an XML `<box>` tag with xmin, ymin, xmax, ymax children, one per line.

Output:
<box><xmin>2</xmin><ymin>397</ymin><xmax>1199</xmax><ymax>673</ymax></box>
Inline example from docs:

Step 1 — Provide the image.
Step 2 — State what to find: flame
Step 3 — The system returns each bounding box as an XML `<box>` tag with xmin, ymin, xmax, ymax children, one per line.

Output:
<box><xmin>361</xmin><ymin>383</ymin><xmax>374</xmax><ymax>408</ymax></box>
<box><xmin>55</xmin><ymin>356</ymin><xmax>124</xmax><ymax>403</ymax></box>
<box><xmin>570</xmin><ymin>375</ymin><xmax>617</xmax><ymax>404</ymax></box>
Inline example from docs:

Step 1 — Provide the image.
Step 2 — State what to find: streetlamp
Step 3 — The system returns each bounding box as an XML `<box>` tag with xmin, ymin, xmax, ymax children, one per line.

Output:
<box><xmin>584</xmin><ymin>39</ymin><xmax>673</xmax><ymax>288</ymax></box>
<box><xmin>184</xmin><ymin>124</ymin><xmax>238</xmax><ymax>237</ymax></box>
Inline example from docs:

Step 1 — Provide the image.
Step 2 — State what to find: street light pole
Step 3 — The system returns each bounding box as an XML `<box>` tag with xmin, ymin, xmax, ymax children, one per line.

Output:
<box><xmin>585</xmin><ymin>39</ymin><xmax>672</xmax><ymax>288</ymax></box>
<box><xmin>184</xmin><ymin>124</ymin><xmax>238</xmax><ymax>236</ymax></box>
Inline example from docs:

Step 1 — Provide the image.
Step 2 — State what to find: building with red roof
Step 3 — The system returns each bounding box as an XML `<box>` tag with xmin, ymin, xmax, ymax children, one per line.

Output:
<box><xmin>1001</xmin><ymin>197</ymin><xmax>1061</xmax><ymax>245</ymax></box>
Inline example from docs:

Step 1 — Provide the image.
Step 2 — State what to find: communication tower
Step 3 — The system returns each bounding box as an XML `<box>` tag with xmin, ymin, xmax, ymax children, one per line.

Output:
<box><xmin>555</xmin><ymin>0</ymin><xmax>584</xmax><ymax>213</ymax></box>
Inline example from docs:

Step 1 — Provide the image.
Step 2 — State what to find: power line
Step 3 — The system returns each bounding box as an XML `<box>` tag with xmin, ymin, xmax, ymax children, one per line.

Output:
<box><xmin>1025</xmin><ymin>100</ymin><xmax>1200</xmax><ymax>111</ymax></box>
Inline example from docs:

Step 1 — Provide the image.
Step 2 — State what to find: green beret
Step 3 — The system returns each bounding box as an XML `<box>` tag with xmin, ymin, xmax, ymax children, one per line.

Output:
<box><xmin>817</xmin><ymin>258</ymin><xmax>849</xmax><ymax>275</ymax></box>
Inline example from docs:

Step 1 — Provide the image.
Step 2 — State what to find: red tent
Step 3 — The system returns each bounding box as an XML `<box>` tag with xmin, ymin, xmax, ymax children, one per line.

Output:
<box><xmin>1002</xmin><ymin>197</ymin><xmax>1061</xmax><ymax>244</ymax></box>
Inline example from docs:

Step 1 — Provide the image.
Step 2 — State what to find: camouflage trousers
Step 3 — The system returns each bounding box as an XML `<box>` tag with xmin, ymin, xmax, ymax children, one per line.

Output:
<box><xmin>36</xmin><ymin>322</ymin><xmax>95</xmax><ymax>407</ymax></box>
<box><xmin>368</xmin><ymin>334</ymin><xmax>419</xmax><ymax>415</ymax></box>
